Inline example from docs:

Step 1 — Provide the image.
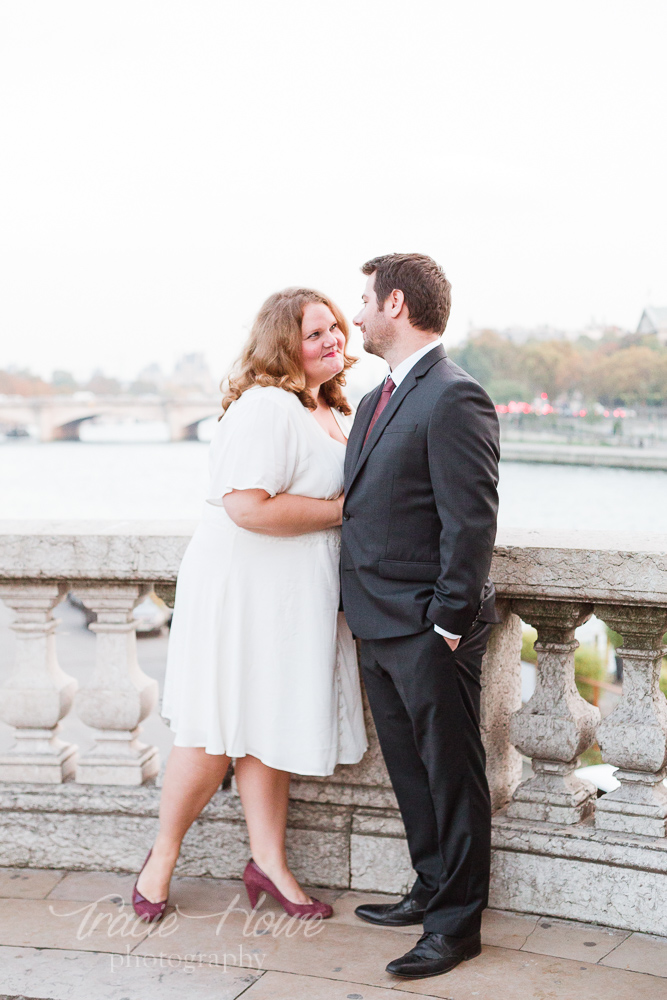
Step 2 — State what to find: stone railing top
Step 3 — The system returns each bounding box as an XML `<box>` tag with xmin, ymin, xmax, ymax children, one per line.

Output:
<box><xmin>493</xmin><ymin>528</ymin><xmax>667</xmax><ymax>605</ymax></box>
<box><xmin>0</xmin><ymin>521</ymin><xmax>666</xmax><ymax>605</ymax></box>
<box><xmin>0</xmin><ymin>520</ymin><xmax>196</xmax><ymax>582</ymax></box>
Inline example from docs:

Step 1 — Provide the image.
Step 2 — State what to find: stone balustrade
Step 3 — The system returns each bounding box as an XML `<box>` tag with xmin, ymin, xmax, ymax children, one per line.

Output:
<box><xmin>1</xmin><ymin>521</ymin><xmax>667</xmax><ymax>934</ymax></box>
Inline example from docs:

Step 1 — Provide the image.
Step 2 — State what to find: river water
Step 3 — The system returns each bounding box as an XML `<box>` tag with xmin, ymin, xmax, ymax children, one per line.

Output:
<box><xmin>1</xmin><ymin>432</ymin><xmax>666</xmax><ymax>531</ymax></box>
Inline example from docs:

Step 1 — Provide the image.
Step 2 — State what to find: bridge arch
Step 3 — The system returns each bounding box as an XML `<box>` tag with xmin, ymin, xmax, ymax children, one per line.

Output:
<box><xmin>0</xmin><ymin>396</ymin><xmax>223</xmax><ymax>442</ymax></box>
<box><xmin>47</xmin><ymin>415</ymin><xmax>101</xmax><ymax>441</ymax></box>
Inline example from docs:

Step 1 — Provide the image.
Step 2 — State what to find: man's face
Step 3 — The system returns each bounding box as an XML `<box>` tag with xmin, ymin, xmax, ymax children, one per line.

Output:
<box><xmin>353</xmin><ymin>273</ymin><xmax>396</xmax><ymax>360</ymax></box>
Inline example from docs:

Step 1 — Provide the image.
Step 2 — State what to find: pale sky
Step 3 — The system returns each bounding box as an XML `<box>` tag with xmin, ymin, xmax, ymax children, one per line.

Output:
<box><xmin>1</xmin><ymin>0</ymin><xmax>666</xmax><ymax>390</ymax></box>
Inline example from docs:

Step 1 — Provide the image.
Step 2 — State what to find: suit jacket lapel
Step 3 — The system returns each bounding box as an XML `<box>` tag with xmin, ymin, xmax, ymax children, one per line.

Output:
<box><xmin>347</xmin><ymin>343</ymin><xmax>446</xmax><ymax>494</ymax></box>
<box><xmin>345</xmin><ymin>382</ymin><xmax>383</xmax><ymax>483</ymax></box>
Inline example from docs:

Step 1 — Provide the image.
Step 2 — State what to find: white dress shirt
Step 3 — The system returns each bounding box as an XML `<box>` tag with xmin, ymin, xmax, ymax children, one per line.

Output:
<box><xmin>383</xmin><ymin>340</ymin><xmax>461</xmax><ymax>642</ymax></box>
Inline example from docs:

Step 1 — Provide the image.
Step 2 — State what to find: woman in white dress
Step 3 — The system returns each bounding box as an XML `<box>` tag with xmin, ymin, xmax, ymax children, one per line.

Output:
<box><xmin>132</xmin><ymin>288</ymin><xmax>367</xmax><ymax>922</ymax></box>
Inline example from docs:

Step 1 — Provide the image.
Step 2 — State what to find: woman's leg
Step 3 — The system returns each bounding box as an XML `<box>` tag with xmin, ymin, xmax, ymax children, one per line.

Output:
<box><xmin>234</xmin><ymin>754</ymin><xmax>311</xmax><ymax>904</ymax></box>
<box><xmin>136</xmin><ymin>746</ymin><xmax>231</xmax><ymax>902</ymax></box>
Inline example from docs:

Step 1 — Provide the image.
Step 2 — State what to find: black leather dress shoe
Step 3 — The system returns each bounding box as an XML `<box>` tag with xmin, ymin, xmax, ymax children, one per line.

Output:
<box><xmin>354</xmin><ymin>893</ymin><xmax>431</xmax><ymax>927</ymax></box>
<box><xmin>386</xmin><ymin>931</ymin><xmax>481</xmax><ymax>978</ymax></box>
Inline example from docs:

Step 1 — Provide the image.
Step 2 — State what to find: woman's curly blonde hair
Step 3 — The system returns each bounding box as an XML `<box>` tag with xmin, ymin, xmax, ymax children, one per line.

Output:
<box><xmin>220</xmin><ymin>287</ymin><xmax>356</xmax><ymax>417</ymax></box>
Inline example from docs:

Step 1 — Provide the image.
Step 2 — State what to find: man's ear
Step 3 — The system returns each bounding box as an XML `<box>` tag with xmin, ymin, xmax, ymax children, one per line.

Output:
<box><xmin>386</xmin><ymin>288</ymin><xmax>405</xmax><ymax>319</ymax></box>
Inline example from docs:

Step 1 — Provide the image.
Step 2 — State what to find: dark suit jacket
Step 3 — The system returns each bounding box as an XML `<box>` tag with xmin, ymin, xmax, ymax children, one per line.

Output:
<box><xmin>340</xmin><ymin>343</ymin><xmax>500</xmax><ymax>640</ymax></box>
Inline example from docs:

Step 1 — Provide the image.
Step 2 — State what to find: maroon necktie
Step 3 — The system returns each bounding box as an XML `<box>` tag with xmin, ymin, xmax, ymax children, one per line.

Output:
<box><xmin>363</xmin><ymin>376</ymin><xmax>396</xmax><ymax>445</ymax></box>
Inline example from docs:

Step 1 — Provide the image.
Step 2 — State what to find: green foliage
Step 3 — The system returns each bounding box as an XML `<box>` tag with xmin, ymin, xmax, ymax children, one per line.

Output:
<box><xmin>605</xmin><ymin>625</ymin><xmax>623</xmax><ymax>649</ymax></box>
<box><xmin>660</xmin><ymin>661</ymin><xmax>667</xmax><ymax>697</ymax></box>
<box><xmin>451</xmin><ymin>341</ymin><xmax>493</xmax><ymax>385</ymax></box>
<box><xmin>521</xmin><ymin>627</ymin><xmax>538</xmax><ymax>663</ymax></box>
<box><xmin>574</xmin><ymin>645</ymin><xmax>606</xmax><ymax>704</ymax></box>
<box><xmin>590</xmin><ymin>346</ymin><xmax>667</xmax><ymax>406</ymax></box>
<box><xmin>484</xmin><ymin>378</ymin><xmax>531</xmax><ymax>405</ymax></box>
<box><xmin>450</xmin><ymin>331</ymin><xmax>527</xmax><ymax>398</ymax></box>
<box><xmin>579</xmin><ymin>744</ymin><xmax>603</xmax><ymax>767</ymax></box>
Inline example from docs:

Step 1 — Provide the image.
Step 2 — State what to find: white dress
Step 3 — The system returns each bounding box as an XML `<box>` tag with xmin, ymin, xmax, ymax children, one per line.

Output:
<box><xmin>161</xmin><ymin>385</ymin><xmax>368</xmax><ymax>776</ymax></box>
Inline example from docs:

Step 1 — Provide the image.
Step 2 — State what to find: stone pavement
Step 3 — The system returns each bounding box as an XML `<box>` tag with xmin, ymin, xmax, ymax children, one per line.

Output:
<box><xmin>0</xmin><ymin>867</ymin><xmax>666</xmax><ymax>999</ymax></box>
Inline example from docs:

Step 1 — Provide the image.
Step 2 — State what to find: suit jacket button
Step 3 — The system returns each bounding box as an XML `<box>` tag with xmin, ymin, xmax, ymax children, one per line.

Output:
<box><xmin>343</xmin><ymin>512</ymin><xmax>350</xmax><ymax>521</ymax></box>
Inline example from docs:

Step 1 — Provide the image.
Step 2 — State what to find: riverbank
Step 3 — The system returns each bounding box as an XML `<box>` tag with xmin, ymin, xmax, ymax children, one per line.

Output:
<box><xmin>501</xmin><ymin>441</ymin><xmax>667</xmax><ymax>470</ymax></box>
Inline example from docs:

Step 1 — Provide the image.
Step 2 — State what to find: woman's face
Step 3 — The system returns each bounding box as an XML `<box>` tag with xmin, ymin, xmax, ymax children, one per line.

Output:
<box><xmin>301</xmin><ymin>302</ymin><xmax>346</xmax><ymax>389</ymax></box>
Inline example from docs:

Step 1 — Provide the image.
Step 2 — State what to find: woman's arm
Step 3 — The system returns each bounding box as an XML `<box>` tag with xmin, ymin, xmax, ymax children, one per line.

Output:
<box><xmin>222</xmin><ymin>488</ymin><xmax>343</xmax><ymax>536</ymax></box>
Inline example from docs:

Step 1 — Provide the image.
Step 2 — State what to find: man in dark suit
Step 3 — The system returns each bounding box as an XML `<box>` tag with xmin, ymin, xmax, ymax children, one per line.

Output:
<box><xmin>341</xmin><ymin>253</ymin><xmax>500</xmax><ymax>980</ymax></box>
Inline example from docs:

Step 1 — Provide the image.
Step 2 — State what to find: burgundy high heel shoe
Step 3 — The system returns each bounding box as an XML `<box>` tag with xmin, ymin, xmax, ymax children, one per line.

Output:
<box><xmin>243</xmin><ymin>859</ymin><xmax>333</xmax><ymax>920</ymax></box>
<box><xmin>132</xmin><ymin>849</ymin><xmax>168</xmax><ymax>923</ymax></box>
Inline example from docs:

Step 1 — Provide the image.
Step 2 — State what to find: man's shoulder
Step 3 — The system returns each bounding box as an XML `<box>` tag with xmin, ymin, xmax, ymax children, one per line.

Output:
<box><xmin>422</xmin><ymin>356</ymin><xmax>493</xmax><ymax>405</ymax></box>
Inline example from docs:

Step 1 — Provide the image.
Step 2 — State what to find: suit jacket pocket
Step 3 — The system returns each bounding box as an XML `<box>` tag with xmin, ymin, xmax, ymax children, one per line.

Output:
<box><xmin>384</xmin><ymin>422</ymin><xmax>418</xmax><ymax>434</ymax></box>
<box><xmin>378</xmin><ymin>559</ymin><xmax>440</xmax><ymax>582</ymax></box>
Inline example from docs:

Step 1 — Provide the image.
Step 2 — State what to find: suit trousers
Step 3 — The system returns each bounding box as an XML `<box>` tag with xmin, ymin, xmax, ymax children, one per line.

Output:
<box><xmin>360</xmin><ymin>619</ymin><xmax>493</xmax><ymax>937</ymax></box>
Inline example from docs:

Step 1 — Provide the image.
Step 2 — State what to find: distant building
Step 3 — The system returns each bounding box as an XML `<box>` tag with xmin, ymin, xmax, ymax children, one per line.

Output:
<box><xmin>136</xmin><ymin>363</ymin><xmax>166</xmax><ymax>391</ymax></box>
<box><xmin>131</xmin><ymin>355</ymin><xmax>217</xmax><ymax>396</ymax></box>
<box><xmin>637</xmin><ymin>306</ymin><xmax>667</xmax><ymax>345</ymax></box>
<box><xmin>170</xmin><ymin>353</ymin><xmax>216</xmax><ymax>395</ymax></box>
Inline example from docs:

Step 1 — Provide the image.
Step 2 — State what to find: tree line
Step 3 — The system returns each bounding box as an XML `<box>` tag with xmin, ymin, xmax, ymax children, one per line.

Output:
<box><xmin>5</xmin><ymin>330</ymin><xmax>667</xmax><ymax>408</ymax></box>
<box><xmin>0</xmin><ymin>368</ymin><xmax>127</xmax><ymax>397</ymax></box>
<box><xmin>449</xmin><ymin>330</ymin><xmax>667</xmax><ymax>407</ymax></box>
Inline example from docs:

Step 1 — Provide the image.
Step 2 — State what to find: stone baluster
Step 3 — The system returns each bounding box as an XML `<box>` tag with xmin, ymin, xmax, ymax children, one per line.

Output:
<box><xmin>594</xmin><ymin>605</ymin><xmax>667</xmax><ymax>837</ymax></box>
<box><xmin>480</xmin><ymin>601</ymin><xmax>524</xmax><ymax>811</ymax></box>
<box><xmin>507</xmin><ymin>600</ymin><xmax>599</xmax><ymax>824</ymax></box>
<box><xmin>72</xmin><ymin>584</ymin><xmax>159</xmax><ymax>785</ymax></box>
<box><xmin>0</xmin><ymin>582</ymin><xmax>78</xmax><ymax>782</ymax></box>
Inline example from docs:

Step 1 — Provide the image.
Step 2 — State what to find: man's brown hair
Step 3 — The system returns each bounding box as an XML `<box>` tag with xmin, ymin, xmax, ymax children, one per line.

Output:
<box><xmin>361</xmin><ymin>253</ymin><xmax>452</xmax><ymax>334</ymax></box>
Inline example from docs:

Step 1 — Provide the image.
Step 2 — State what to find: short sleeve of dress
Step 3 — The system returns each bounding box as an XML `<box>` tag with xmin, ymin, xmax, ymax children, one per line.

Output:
<box><xmin>206</xmin><ymin>389</ymin><xmax>300</xmax><ymax>506</ymax></box>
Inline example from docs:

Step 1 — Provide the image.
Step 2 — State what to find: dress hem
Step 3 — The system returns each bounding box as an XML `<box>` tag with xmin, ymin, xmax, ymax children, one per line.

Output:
<box><xmin>167</xmin><ymin>725</ymin><xmax>367</xmax><ymax>777</ymax></box>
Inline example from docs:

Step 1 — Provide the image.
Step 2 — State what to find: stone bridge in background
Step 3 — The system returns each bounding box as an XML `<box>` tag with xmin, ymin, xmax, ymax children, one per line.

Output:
<box><xmin>0</xmin><ymin>395</ymin><xmax>222</xmax><ymax>441</ymax></box>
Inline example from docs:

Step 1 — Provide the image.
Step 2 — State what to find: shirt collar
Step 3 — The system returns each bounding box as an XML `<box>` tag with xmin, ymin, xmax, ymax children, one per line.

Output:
<box><xmin>388</xmin><ymin>339</ymin><xmax>442</xmax><ymax>389</ymax></box>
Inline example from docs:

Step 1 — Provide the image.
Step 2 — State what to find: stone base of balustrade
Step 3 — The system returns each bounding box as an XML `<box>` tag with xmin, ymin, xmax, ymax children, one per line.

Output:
<box><xmin>505</xmin><ymin>766</ymin><xmax>597</xmax><ymax>826</ymax></box>
<box><xmin>4</xmin><ymin>781</ymin><xmax>667</xmax><ymax>934</ymax></box>
<box><xmin>0</xmin><ymin>745</ymin><xmax>78</xmax><ymax>784</ymax></box>
<box><xmin>505</xmin><ymin>797</ymin><xmax>594</xmax><ymax>826</ymax></box>
<box><xmin>289</xmin><ymin>776</ymin><xmax>399</xmax><ymax>809</ymax></box>
<box><xmin>75</xmin><ymin>746</ymin><xmax>160</xmax><ymax>786</ymax></box>
<box><xmin>0</xmin><ymin>781</ymin><xmax>413</xmax><ymax>897</ymax></box>
<box><xmin>594</xmin><ymin>769</ymin><xmax>667</xmax><ymax>837</ymax></box>
<box><xmin>490</xmin><ymin>808</ymin><xmax>667</xmax><ymax>936</ymax></box>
